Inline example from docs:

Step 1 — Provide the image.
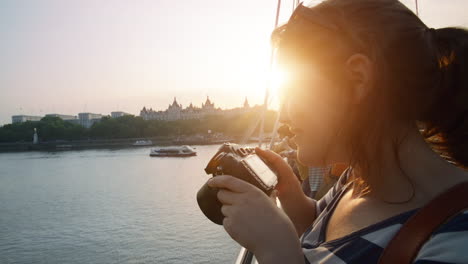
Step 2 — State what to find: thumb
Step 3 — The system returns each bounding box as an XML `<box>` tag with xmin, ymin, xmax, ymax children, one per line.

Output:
<box><xmin>255</xmin><ymin>147</ymin><xmax>294</xmax><ymax>175</ymax></box>
<box><xmin>255</xmin><ymin>147</ymin><xmax>283</xmax><ymax>164</ymax></box>
<box><xmin>256</xmin><ymin>147</ymin><xmax>301</xmax><ymax>195</ymax></box>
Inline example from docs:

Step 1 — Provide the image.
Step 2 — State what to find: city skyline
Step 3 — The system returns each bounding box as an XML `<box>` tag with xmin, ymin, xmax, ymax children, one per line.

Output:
<box><xmin>9</xmin><ymin>95</ymin><xmax>255</xmax><ymax>121</ymax></box>
<box><xmin>10</xmin><ymin>95</ymin><xmax>255</xmax><ymax>123</ymax></box>
<box><xmin>1</xmin><ymin>0</ymin><xmax>467</xmax><ymax>126</ymax></box>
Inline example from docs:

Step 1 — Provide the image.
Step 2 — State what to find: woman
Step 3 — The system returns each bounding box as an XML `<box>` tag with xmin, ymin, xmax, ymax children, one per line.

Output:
<box><xmin>208</xmin><ymin>0</ymin><xmax>468</xmax><ymax>263</ymax></box>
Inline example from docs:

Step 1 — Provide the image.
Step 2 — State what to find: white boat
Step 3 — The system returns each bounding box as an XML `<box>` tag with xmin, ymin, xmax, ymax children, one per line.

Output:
<box><xmin>150</xmin><ymin>145</ymin><xmax>197</xmax><ymax>157</ymax></box>
<box><xmin>133</xmin><ymin>140</ymin><xmax>153</xmax><ymax>146</ymax></box>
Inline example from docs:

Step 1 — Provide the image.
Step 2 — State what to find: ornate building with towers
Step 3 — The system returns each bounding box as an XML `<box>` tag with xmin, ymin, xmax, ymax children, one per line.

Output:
<box><xmin>140</xmin><ymin>96</ymin><xmax>255</xmax><ymax>121</ymax></box>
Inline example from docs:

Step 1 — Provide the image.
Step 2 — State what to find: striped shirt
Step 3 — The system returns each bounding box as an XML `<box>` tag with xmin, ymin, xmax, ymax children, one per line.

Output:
<box><xmin>308</xmin><ymin>166</ymin><xmax>331</xmax><ymax>192</ymax></box>
<box><xmin>300</xmin><ymin>168</ymin><xmax>468</xmax><ymax>263</ymax></box>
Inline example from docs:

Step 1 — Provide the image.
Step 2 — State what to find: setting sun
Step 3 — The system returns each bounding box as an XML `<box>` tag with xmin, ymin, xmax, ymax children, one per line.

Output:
<box><xmin>268</xmin><ymin>62</ymin><xmax>289</xmax><ymax>110</ymax></box>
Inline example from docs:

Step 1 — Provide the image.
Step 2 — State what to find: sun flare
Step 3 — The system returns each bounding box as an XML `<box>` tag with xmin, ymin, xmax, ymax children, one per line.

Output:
<box><xmin>268</xmin><ymin>64</ymin><xmax>289</xmax><ymax>110</ymax></box>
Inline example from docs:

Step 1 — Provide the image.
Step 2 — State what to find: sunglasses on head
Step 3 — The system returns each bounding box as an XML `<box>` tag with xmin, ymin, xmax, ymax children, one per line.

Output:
<box><xmin>283</xmin><ymin>2</ymin><xmax>361</xmax><ymax>53</ymax></box>
<box><xmin>287</xmin><ymin>2</ymin><xmax>341</xmax><ymax>32</ymax></box>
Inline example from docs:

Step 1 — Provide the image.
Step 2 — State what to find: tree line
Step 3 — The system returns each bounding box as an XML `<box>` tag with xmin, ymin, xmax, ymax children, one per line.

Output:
<box><xmin>0</xmin><ymin>110</ymin><xmax>278</xmax><ymax>143</ymax></box>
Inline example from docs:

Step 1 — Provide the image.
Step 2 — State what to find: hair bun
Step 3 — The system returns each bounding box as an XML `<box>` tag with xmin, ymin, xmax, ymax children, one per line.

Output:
<box><xmin>423</xmin><ymin>27</ymin><xmax>468</xmax><ymax>168</ymax></box>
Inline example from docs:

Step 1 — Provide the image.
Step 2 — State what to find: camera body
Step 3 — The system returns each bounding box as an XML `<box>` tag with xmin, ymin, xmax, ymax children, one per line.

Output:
<box><xmin>197</xmin><ymin>143</ymin><xmax>278</xmax><ymax>225</ymax></box>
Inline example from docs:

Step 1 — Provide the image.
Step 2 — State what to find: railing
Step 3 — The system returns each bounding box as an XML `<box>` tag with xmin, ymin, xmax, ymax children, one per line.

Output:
<box><xmin>235</xmin><ymin>248</ymin><xmax>256</xmax><ymax>264</ymax></box>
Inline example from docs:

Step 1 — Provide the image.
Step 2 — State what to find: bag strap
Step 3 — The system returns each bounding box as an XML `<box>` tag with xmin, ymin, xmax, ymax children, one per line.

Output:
<box><xmin>378</xmin><ymin>181</ymin><xmax>468</xmax><ymax>264</ymax></box>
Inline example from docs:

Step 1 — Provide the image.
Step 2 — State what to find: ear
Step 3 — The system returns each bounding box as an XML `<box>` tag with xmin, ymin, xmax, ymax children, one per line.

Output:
<box><xmin>345</xmin><ymin>54</ymin><xmax>374</xmax><ymax>104</ymax></box>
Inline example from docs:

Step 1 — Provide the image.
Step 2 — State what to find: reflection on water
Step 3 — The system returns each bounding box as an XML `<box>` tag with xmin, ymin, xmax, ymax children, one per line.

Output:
<box><xmin>0</xmin><ymin>145</ymin><xmax>239</xmax><ymax>263</ymax></box>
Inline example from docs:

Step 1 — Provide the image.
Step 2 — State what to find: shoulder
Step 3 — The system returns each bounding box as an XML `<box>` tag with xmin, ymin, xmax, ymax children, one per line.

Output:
<box><xmin>413</xmin><ymin>210</ymin><xmax>468</xmax><ymax>263</ymax></box>
<box><xmin>315</xmin><ymin>167</ymin><xmax>352</xmax><ymax>216</ymax></box>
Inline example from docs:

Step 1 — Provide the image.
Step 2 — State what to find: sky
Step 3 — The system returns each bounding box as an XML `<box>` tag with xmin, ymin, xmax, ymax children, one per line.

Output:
<box><xmin>0</xmin><ymin>0</ymin><xmax>467</xmax><ymax>125</ymax></box>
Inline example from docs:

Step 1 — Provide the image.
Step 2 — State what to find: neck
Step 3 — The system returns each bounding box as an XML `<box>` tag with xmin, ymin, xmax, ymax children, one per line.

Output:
<box><xmin>357</xmin><ymin>123</ymin><xmax>466</xmax><ymax>205</ymax></box>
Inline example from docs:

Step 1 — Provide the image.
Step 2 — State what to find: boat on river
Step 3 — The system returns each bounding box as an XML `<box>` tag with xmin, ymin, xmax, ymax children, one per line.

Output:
<box><xmin>133</xmin><ymin>140</ymin><xmax>153</xmax><ymax>146</ymax></box>
<box><xmin>149</xmin><ymin>145</ymin><xmax>197</xmax><ymax>157</ymax></box>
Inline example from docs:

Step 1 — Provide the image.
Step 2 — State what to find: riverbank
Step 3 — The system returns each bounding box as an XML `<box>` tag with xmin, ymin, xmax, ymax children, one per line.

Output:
<box><xmin>0</xmin><ymin>135</ymin><xmax>273</xmax><ymax>152</ymax></box>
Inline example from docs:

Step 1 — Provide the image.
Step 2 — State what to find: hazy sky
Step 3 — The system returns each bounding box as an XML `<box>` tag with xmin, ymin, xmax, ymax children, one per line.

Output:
<box><xmin>1</xmin><ymin>0</ymin><xmax>467</xmax><ymax>125</ymax></box>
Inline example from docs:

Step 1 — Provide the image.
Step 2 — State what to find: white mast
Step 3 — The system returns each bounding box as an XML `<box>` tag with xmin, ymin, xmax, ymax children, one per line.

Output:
<box><xmin>258</xmin><ymin>0</ymin><xmax>282</xmax><ymax>148</ymax></box>
<box><xmin>33</xmin><ymin>128</ymin><xmax>38</xmax><ymax>144</ymax></box>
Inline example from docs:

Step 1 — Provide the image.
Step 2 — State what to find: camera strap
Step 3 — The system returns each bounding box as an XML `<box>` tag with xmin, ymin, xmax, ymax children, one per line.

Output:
<box><xmin>378</xmin><ymin>181</ymin><xmax>468</xmax><ymax>264</ymax></box>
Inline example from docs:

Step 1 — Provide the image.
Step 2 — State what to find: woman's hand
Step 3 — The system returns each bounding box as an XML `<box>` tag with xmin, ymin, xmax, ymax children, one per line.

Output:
<box><xmin>207</xmin><ymin>175</ymin><xmax>303</xmax><ymax>263</ymax></box>
<box><xmin>255</xmin><ymin>147</ymin><xmax>318</xmax><ymax>236</ymax></box>
<box><xmin>255</xmin><ymin>147</ymin><xmax>302</xmax><ymax>197</ymax></box>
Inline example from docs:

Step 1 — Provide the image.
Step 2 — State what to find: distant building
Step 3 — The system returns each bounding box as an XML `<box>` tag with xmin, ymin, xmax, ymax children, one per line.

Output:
<box><xmin>140</xmin><ymin>96</ymin><xmax>255</xmax><ymax>121</ymax></box>
<box><xmin>12</xmin><ymin>115</ymin><xmax>43</xmax><ymax>124</ymax></box>
<box><xmin>45</xmin><ymin>113</ymin><xmax>77</xmax><ymax>121</ymax></box>
<box><xmin>111</xmin><ymin>111</ymin><xmax>132</xmax><ymax>118</ymax></box>
<box><xmin>78</xmin><ymin>112</ymin><xmax>103</xmax><ymax>128</ymax></box>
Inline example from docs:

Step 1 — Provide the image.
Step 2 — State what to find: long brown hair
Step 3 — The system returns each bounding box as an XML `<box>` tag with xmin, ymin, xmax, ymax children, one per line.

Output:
<box><xmin>272</xmin><ymin>0</ymin><xmax>468</xmax><ymax>195</ymax></box>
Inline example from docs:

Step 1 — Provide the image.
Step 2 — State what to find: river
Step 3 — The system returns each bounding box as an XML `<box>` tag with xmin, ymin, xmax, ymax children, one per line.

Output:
<box><xmin>0</xmin><ymin>145</ymin><xmax>240</xmax><ymax>263</ymax></box>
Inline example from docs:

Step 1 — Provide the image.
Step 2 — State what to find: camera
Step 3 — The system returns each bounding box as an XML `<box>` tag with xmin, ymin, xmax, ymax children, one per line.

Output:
<box><xmin>196</xmin><ymin>143</ymin><xmax>278</xmax><ymax>225</ymax></box>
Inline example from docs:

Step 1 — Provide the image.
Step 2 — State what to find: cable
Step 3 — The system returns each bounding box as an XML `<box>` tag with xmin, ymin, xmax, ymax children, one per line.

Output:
<box><xmin>258</xmin><ymin>0</ymin><xmax>282</xmax><ymax>148</ymax></box>
<box><xmin>415</xmin><ymin>0</ymin><xmax>419</xmax><ymax>16</ymax></box>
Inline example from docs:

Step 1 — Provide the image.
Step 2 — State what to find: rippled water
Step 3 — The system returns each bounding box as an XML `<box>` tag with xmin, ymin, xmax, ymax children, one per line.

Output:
<box><xmin>0</xmin><ymin>145</ymin><xmax>240</xmax><ymax>263</ymax></box>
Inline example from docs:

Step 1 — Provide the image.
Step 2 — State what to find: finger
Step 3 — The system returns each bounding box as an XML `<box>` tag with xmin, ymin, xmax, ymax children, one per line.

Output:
<box><xmin>217</xmin><ymin>189</ymin><xmax>239</xmax><ymax>205</ymax></box>
<box><xmin>255</xmin><ymin>147</ymin><xmax>294</xmax><ymax>175</ymax></box>
<box><xmin>223</xmin><ymin>216</ymin><xmax>239</xmax><ymax>242</ymax></box>
<box><xmin>255</xmin><ymin>147</ymin><xmax>284</xmax><ymax>164</ymax></box>
<box><xmin>220</xmin><ymin>205</ymin><xmax>232</xmax><ymax>217</ymax></box>
<box><xmin>207</xmin><ymin>175</ymin><xmax>252</xmax><ymax>193</ymax></box>
<box><xmin>222</xmin><ymin>217</ymin><xmax>234</xmax><ymax>235</ymax></box>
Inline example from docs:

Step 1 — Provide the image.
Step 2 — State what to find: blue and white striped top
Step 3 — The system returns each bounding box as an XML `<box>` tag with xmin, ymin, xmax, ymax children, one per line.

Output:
<box><xmin>308</xmin><ymin>166</ymin><xmax>330</xmax><ymax>193</ymax></box>
<box><xmin>300</xmin><ymin>169</ymin><xmax>468</xmax><ymax>263</ymax></box>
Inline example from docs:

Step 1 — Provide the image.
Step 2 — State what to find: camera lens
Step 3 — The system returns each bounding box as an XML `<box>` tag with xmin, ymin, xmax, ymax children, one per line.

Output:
<box><xmin>196</xmin><ymin>181</ymin><xmax>224</xmax><ymax>225</ymax></box>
